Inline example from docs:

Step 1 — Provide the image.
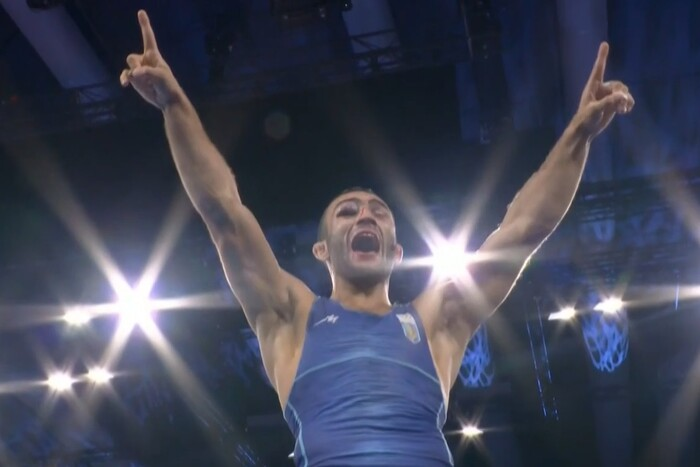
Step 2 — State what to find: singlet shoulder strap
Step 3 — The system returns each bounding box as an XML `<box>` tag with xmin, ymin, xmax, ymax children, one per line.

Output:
<box><xmin>391</xmin><ymin>301</ymin><xmax>414</xmax><ymax>315</ymax></box>
<box><xmin>305</xmin><ymin>295</ymin><xmax>330</xmax><ymax>328</ymax></box>
<box><xmin>393</xmin><ymin>301</ymin><xmax>431</xmax><ymax>335</ymax></box>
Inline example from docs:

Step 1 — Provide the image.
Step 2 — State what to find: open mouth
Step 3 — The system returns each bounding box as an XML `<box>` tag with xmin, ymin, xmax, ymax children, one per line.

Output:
<box><xmin>350</xmin><ymin>231</ymin><xmax>380</xmax><ymax>254</ymax></box>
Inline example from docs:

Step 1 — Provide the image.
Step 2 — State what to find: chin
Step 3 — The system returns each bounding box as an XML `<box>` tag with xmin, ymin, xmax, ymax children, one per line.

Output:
<box><xmin>344</xmin><ymin>262</ymin><xmax>393</xmax><ymax>283</ymax></box>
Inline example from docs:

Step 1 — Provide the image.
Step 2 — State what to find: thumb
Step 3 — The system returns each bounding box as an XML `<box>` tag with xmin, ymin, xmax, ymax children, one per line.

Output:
<box><xmin>588</xmin><ymin>91</ymin><xmax>631</xmax><ymax>115</ymax></box>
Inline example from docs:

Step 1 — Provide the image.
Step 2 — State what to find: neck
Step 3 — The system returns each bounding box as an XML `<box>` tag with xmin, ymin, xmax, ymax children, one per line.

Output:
<box><xmin>330</xmin><ymin>276</ymin><xmax>392</xmax><ymax>314</ymax></box>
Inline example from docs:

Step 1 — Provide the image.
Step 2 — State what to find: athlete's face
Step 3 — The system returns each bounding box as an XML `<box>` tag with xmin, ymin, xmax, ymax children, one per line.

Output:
<box><xmin>314</xmin><ymin>191</ymin><xmax>402</xmax><ymax>284</ymax></box>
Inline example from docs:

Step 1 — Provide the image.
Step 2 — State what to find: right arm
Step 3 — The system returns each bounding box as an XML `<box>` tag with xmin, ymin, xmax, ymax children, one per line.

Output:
<box><xmin>164</xmin><ymin>95</ymin><xmax>312</xmax><ymax>333</ymax></box>
<box><xmin>121</xmin><ymin>10</ymin><xmax>313</xmax><ymax>335</ymax></box>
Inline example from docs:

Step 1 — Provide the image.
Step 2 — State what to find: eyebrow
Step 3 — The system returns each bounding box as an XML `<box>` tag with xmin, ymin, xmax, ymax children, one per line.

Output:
<box><xmin>334</xmin><ymin>197</ymin><xmax>391</xmax><ymax>213</ymax></box>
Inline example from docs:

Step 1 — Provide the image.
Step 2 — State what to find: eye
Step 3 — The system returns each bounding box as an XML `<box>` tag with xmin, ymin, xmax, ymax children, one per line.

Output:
<box><xmin>373</xmin><ymin>207</ymin><xmax>389</xmax><ymax>217</ymax></box>
<box><xmin>337</xmin><ymin>206</ymin><xmax>357</xmax><ymax>217</ymax></box>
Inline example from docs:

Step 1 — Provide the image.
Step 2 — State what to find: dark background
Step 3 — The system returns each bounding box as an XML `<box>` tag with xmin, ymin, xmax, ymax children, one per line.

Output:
<box><xmin>0</xmin><ymin>0</ymin><xmax>699</xmax><ymax>466</ymax></box>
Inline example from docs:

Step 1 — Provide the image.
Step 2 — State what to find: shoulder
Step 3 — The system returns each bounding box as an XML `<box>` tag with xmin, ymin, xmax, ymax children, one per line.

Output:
<box><xmin>282</xmin><ymin>271</ymin><xmax>317</xmax><ymax>327</ymax></box>
<box><xmin>254</xmin><ymin>271</ymin><xmax>315</xmax><ymax>338</ymax></box>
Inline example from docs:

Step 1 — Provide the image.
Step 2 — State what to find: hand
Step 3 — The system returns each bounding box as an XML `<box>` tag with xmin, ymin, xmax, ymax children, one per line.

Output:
<box><xmin>120</xmin><ymin>10</ymin><xmax>181</xmax><ymax>110</ymax></box>
<box><xmin>575</xmin><ymin>42</ymin><xmax>635</xmax><ymax>139</ymax></box>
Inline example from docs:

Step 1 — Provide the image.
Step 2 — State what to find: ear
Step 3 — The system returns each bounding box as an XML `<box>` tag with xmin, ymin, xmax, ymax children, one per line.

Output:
<box><xmin>393</xmin><ymin>243</ymin><xmax>404</xmax><ymax>264</ymax></box>
<box><xmin>312</xmin><ymin>240</ymin><xmax>329</xmax><ymax>263</ymax></box>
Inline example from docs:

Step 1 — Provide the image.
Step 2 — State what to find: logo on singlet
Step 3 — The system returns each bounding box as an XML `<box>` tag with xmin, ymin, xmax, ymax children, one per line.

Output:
<box><xmin>396</xmin><ymin>313</ymin><xmax>421</xmax><ymax>344</ymax></box>
<box><xmin>313</xmin><ymin>314</ymin><xmax>339</xmax><ymax>327</ymax></box>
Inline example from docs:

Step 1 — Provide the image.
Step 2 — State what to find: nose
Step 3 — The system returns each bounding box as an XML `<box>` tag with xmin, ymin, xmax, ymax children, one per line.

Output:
<box><xmin>356</xmin><ymin>204</ymin><xmax>378</xmax><ymax>226</ymax></box>
<box><xmin>356</xmin><ymin>214</ymin><xmax>377</xmax><ymax>227</ymax></box>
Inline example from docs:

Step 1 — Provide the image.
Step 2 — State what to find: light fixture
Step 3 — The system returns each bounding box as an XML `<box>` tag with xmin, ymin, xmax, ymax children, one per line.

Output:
<box><xmin>430</xmin><ymin>241</ymin><xmax>473</xmax><ymax>280</ymax></box>
<box><xmin>63</xmin><ymin>307</ymin><xmax>91</xmax><ymax>326</ymax></box>
<box><xmin>548</xmin><ymin>307</ymin><xmax>576</xmax><ymax>321</ymax></box>
<box><xmin>117</xmin><ymin>288</ymin><xmax>154</xmax><ymax>328</ymax></box>
<box><xmin>594</xmin><ymin>297</ymin><xmax>623</xmax><ymax>314</ymax></box>
<box><xmin>87</xmin><ymin>367</ymin><xmax>113</xmax><ymax>384</ymax></box>
<box><xmin>461</xmin><ymin>424</ymin><xmax>483</xmax><ymax>438</ymax></box>
<box><xmin>47</xmin><ymin>372</ymin><xmax>74</xmax><ymax>392</ymax></box>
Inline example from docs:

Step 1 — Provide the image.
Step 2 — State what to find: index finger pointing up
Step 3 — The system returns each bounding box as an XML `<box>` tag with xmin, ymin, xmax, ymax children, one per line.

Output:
<box><xmin>587</xmin><ymin>42</ymin><xmax>609</xmax><ymax>85</ymax></box>
<box><xmin>138</xmin><ymin>10</ymin><xmax>159</xmax><ymax>53</ymax></box>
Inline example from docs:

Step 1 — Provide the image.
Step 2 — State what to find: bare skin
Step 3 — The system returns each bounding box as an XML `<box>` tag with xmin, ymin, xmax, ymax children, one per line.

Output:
<box><xmin>122</xmin><ymin>11</ymin><xmax>634</xmax><ymax>409</ymax></box>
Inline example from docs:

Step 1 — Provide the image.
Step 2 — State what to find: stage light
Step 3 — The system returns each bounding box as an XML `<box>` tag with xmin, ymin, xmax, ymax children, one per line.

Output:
<box><xmin>461</xmin><ymin>424</ymin><xmax>483</xmax><ymax>438</ymax></box>
<box><xmin>548</xmin><ymin>307</ymin><xmax>576</xmax><ymax>321</ymax></box>
<box><xmin>63</xmin><ymin>307</ymin><xmax>91</xmax><ymax>326</ymax></box>
<box><xmin>47</xmin><ymin>373</ymin><xmax>74</xmax><ymax>392</ymax></box>
<box><xmin>430</xmin><ymin>241</ymin><xmax>473</xmax><ymax>279</ymax></box>
<box><xmin>87</xmin><ymin>368</ymin><xmax>113</xmax><ymax>384</ymax></box>
<box><xmin>594</xmin><ymin>297</ymin><xmax>623</xmax><ymax>314</ymax></box>
<box><xmin>117</xmin><ymin>288</ymin><xmax>154</xmax><ymax>328</ymax></box>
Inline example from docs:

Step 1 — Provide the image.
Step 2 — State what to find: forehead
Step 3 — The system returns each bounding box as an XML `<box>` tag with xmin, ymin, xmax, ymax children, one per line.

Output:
<box><xmin>328</xmin><ymin>191</ymin><xmax>390</xmax><ymax>211</ymax></box>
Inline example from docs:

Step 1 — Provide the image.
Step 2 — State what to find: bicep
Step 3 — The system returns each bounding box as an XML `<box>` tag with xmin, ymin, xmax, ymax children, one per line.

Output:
<box><xmin>419</xmin><ymin>218</ymin><xmax>545</xmax><ymax>346</ymax></box>
<box><xmin>470</xmin><ymin>218</ymin><xmax>544</xmax><ymax>311</ymax></box>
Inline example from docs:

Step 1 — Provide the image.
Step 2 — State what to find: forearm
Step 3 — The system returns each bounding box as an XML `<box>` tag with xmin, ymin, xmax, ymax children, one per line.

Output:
<box><xmin>502</xmin><ymin>118</ymin><xmax>591</xmax><ymax>236</ymax></box>
<box><xmin>162</xmin><ymin>91</ymin><xmax>241</xmax><ymax>216</ymax></box>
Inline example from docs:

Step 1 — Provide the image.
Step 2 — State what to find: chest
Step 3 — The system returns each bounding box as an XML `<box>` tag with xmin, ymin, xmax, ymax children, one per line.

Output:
<box><xmin>298</xmin><ymin>309</ymin><xmax>432</xmax><ymax>373</ymax></box>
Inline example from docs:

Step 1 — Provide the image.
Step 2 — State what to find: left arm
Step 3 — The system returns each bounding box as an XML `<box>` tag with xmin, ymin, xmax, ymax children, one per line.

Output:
<box><xmin>465</xmin><ymin>119</ymin><xmax>593</xmax><ymax>315</ymax></box>
<box><xmin>416</xmin><ymin>42</ymin><xmax>634</xmax><ymax>357</ymax></box>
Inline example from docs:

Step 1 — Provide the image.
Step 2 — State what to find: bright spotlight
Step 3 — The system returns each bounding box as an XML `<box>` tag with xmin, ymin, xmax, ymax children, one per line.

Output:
<box><xmin>594</xmin><ymin>297</ymin><xmax>623</xmax><ymax>314</ymax></box>
<box><xmin>64</xmin><ymin>307</ymin><xmax>91</xmax><ymax>326</ymax></box>
<box><xmin>431</xmin><ymin>242</ymin><xmax>473</xmax><ymax>279</ymax></box>
<box><xmin>87</xmin><ymin>368</ymin><xmax>113</xmax><ymax>384</ymax></box>
<box><xmin>117</xmin><ymin>288</ymin><xmax>153</xmax><ymax>327</ymax></box>
<box><xmin>47</xmin><ymin>373</ymin><xmax>74</xmax><ymax>392</ymax></box>
<box><xmin>461</xmin><ymin>424</ymin><xmax>483</xmax><ymax>438</ymax></box>
<box><xmin>548</xmin><ymin>307</ymin><xmax>576</xmax><ymax>321</ymax></box>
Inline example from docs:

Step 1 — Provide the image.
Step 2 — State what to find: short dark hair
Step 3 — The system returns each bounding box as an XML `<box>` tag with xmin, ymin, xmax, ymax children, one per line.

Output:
<box><xmin>317</xmin><ymin>186</ymin><xmax>376</xmax><ymax>241</ymax></box>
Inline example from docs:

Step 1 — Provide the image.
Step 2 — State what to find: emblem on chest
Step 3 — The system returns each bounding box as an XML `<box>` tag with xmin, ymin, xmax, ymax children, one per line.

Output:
<box><xmin>396</xmin><ymin>312</ymin><xmax>421</xmax><ymax>344</ymax></box>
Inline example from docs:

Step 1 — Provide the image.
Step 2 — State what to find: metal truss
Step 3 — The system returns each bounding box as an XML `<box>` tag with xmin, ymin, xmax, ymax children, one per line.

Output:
<box><xmin>458</xmin><ymin>0</ymin><xmax>512</xmax><ymax>141</ymax></box>
<box><xmin>0</xmin><ymin>27</ymin><xmax>469</xmax><ymax>142</ymax></box>
<box><xmin>548</xmin><ymin>168</ymin><xmax>700</xmax><ymax>286</ymax></box>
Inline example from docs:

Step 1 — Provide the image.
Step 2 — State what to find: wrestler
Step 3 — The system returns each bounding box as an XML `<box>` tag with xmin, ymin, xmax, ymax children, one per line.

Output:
<box><xmin>121</xmin><ymin>10</ymin><xmax>633</xmax><ymax>466</ymax></box>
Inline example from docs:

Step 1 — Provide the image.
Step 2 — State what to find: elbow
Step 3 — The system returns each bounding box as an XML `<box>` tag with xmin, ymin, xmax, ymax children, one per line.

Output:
<box><xmin>189</xmin><ymin>171</ymin><xmax>241</xmax><ymax>224</ymax></box>
<box><xmin>197</xmin><ymin>196</ymin><xmax>243</xmax><ymax>235</ymax></box>
<box><xmin>197</xmin><ymin>198</ymin><xmax>231</xmax><ymax>227</ymax></box>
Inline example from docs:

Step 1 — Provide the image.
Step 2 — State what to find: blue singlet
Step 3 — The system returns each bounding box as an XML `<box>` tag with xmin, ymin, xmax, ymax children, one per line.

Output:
<box><xmin>283</xmin><ymin>297</ymin><xmax>453</xmax><ymax>466</ymax></box>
